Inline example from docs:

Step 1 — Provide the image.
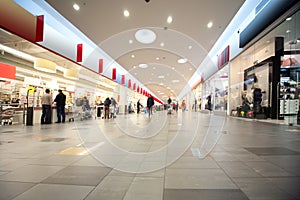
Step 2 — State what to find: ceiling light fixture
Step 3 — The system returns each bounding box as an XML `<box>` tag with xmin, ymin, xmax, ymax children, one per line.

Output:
<box><xmin>34</xmin><ymin>58</ymin><xmax>57</xmax><ymax>73</ymax></box>
<box><xmin>160</xmin><ymin>42</ymin><xmax>165</xmax><ymax>47</ymax></box>
<box><xmin>124</xmin><ymin>10</ymin><xmax>130</xmax><ymax>17</ymax></box>
<box><xmin>158</xmin><ymin>75</ymin><xmax>165</xmax><ymax>78</ymax></box>
<box><xmin>172</xmin><ymin>80</ymin><xmax>179</xmax><ymax>83</ymax></box>
<box><xmin>207</xmin><ymin>21</ymin><xmax>213</xmax><ymax>28</ymax></box>
<box><xmin>286</xmin><ymin>17</ymin><xmax>292</xmax><ymax>21</ymax></box>
<box><xmin>129</xmin><ymin>39</ymin><xmax>133</xmax><ymax>44</ymax></box>
<box><xmin>131</xmin><ymin>54</ymin><xmax>135</xmax><ymax>58</ymax></box>
<box><xmin>64</xmin><ymin>69</ymin><xmax>79</xmax><ymax>80</ymax></box>
<box><xmin>73</xmin><ymin>3</ymin><xmax>80</xmax><ymax>11</ymax></box>
<box><xmin>135</xmin><ymin>29</ymin><xmax>156</xmax><ymax>44</ymax></box>
<box><xmin>167</xmin><ymin>16</ymin><xmax>173</xmax><ymax>24</ymax></box>
<box><xmin>188</xmin><ymin>45</ymin><xmax>192</xmax><ymax>50</ymax></box>
<box><xmin>138</xmin><ymin>64</ymin><xmax>148</xmax><ymax>68</ymax></box>
<box><xmin>156</xmin><ymin>57</ymin><xmax>160</xmax><ymax>60</ymax></box>
<box><xmin>177</xmin><ymin>58</ymin><xmax>187</xmax><ymax>64</ymax></box>
<box><xmin>286</xmin><ymin>30</ymin><xmax>291</xmax><ymax>33</ymax></box>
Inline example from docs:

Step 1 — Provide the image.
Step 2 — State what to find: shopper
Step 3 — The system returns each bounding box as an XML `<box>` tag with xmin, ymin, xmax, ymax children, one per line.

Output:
<box><xmin>41</xmin><ymin>89</ymin><xmax>52</xmax><ymax>124</ymax></box>
<box><xmin>147</xmin><ymin>94</ymin><xmax>154</xmax><ymax>118</ymax></box>
<box><xmin>54</xmin><ymin>89</ymin><xmax>66</xmax><ymax>123</ymax></box>
<box><xmin>137</xmin><ymin>99</ymin><xmax>142</xmax><ymax>114</ymax></box>
<box><xmin>111</xmin><ymin>97</ymin><xmax>117</xmax><ymax>117</ymax></box>
<box><xmin>104</xmin><ymin>97</ymin><xmax>111</xmax><ymax>119</ymax></box>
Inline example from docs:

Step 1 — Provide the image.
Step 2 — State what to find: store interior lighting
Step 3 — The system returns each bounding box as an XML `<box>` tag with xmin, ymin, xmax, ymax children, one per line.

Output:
<box><xmin>34</xmin><ymin>58</ymin><xmax>57</xmax><ymax>73</ymax></box>
<box><xmin>64</xmin><ymin>68</ymin><xmax>79</xmax><ymax>80</ymax></box>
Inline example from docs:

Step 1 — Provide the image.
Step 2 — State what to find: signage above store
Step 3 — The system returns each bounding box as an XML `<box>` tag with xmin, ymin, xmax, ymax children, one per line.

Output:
<box><xmin>218</xmin><ymin>45</ymin><xmax>230</xmax><ymax>69</ymax></box>
<box><xmin>0</xmin><ymin>62</ymin><xmax>16</xmax><ymax>80</ymax></box>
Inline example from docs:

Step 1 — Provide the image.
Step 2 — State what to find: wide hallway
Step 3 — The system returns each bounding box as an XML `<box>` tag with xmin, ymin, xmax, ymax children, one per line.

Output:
<box><xmin>0</xmin><ymin>111</ymin><xmax>300</xmax><ymax>200</ymax></box>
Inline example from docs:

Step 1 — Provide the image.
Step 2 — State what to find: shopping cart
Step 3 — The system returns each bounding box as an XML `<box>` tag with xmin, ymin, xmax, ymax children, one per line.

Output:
<box><xmin>1</xmin><ymin>107</ymin><xmax>15</xmax><ymax>125</ymax></box>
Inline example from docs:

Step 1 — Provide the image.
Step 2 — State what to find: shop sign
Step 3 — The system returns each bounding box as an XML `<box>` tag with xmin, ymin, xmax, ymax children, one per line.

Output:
<box><xmin>24</xmin><ymin>77</ymin><xmax>41</xmax><ymax>86</ymax></box>
<box><xmin>0</xmin><ymin>62</ymin><xmax>16</xmax><ymax>80</ymax></box>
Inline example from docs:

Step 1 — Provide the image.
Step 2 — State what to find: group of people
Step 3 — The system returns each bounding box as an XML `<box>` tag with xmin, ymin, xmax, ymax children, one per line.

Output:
<box><xmin>41</xmin><ymin>89</ymin><xmax>66</xmax><ymax>124</ymax></box>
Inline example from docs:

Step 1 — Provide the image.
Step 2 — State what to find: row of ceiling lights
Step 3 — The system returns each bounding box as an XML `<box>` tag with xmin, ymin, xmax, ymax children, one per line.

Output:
<box><xmin>72</xmin><ymin>3</ymin><xmax>213</xmax><ymax>28</ymax></box>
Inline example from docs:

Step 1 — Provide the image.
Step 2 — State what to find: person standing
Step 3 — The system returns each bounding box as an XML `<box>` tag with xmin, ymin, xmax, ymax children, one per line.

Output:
<box><xmin>54</xmin><ymin>89</ymin><xmax>66</xmax><ymax>123</ymax></box>
<box><xmin>147</xmin><ymin>94</ymin><xmax>154</xmax><ymax>118</ymax></box>
<box><xmin>137</xmin><ymin>99</ymin><xmax>142</xmax><ymax>114</ymax></box>
<box><xmin>111</xmin><ymin>97</ymin><xmax>117</xmax><ymax>117</ymax></box>
<box><xmin>104</xmin><ymin>97</ymin><xmax>111</xmax><ymax>119</ymax></box>
<box><xmin>41</xmin><ymin>89</ymin><xmax>52</xmax><ymax>124</ymax></box>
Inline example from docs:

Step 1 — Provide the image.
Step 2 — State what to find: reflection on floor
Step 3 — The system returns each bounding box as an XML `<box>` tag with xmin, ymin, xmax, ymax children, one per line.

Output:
<box><xmin>0</xmin><ymin>111</ymin><xmax>300</xmax><ymax>200</ymax></box>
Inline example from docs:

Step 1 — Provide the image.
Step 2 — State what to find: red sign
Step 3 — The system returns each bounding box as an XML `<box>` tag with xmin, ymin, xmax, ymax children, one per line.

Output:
<box><xmin>0</xmin><ymin>62</ymin><xmax>16</xmax><ymax>80</ymax></box>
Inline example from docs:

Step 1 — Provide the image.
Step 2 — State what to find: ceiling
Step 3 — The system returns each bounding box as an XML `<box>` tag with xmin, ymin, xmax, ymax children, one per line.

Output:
<box><xmin>43</xmin><ymin>0</ymin><xmax>245</xmax><ymax>101</ymax></box>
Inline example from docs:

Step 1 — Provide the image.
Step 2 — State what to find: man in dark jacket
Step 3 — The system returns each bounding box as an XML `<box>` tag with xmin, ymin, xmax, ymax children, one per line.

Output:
<box><xmin>147</xmin><ymin>94</ymin><xmax>154</xmax><ymax>118</ymax></box>
<box><xmin>54</xmin><ymin>89</ymin><xmax>66</xmax><ymax>123</ymax></box>
<box><xmin>104</xmin><ymin>97</ymin><xmax>111</xmax><ymax>119</ymax></box>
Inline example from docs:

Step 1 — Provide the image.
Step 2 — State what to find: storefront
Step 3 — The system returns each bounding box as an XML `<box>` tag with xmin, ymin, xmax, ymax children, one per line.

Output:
<box><xmin>229</xmin><ymin>9</ymin><xmax>300</xmax><ymax>122</ymax></box>
<box><xmin>202</xmin><ymin>64</ymin><xmax>229</xmax><ymax>112</ymax></box>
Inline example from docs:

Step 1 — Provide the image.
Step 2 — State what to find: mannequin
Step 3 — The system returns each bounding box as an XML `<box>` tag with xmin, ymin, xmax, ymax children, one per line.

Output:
<box><xmin>253</xmin><ymin>83</ymin><xmax>262</xmax><ymax>113</ymax></box>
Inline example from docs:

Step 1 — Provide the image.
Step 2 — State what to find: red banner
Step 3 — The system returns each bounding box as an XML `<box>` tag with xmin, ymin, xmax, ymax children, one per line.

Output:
<box><xmin>0</xmin><ymin>62</ymin><xmax>16</xmax><ymax>80</ymax></box>
<box><xmin>98</xmin><ymin>59</ymin><xmax>103</xmax><ymax>73</ymax></box>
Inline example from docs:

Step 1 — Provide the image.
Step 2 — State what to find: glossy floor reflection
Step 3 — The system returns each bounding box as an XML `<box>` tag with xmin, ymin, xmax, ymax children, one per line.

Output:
<box><xmin>0</xmin><ymin>111</ymin><xmax>300</xmax><ymax>200</ymax></box>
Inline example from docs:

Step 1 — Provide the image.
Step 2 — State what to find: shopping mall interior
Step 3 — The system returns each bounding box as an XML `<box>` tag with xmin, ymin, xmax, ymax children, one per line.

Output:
<box><xmin>0</xmin><ymin>0</ymin><xmax>300</xmax><ymax>200</ymax></box>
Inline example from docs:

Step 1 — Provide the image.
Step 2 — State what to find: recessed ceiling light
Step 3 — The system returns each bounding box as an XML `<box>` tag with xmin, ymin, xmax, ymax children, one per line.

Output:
<box><xmin>160</xmin><ymin>42</ymin><xmax>165</xmax><ymax>47</ymax></box>
<box><xmin>73</xmin><ymin>3</ymin><xmax>80</xmax><ymax>11</ymax></box>
<box><xmin>286</xmin><ymin>29</ymin><xmax>291</xmax><ymax>33</ymax></box>
<box><xmin>188</xmin><ymin>45</ymin><xmax>192</xmax><ymax>50</ymax></box>
<box><xmin>135</xmin><ymin>29</ymin><xmax>156</xmax><ymax>44</ymax></box>
<box><xmin>159</xmin><ymin>83</ymin><xmax>164</xmax><ymax>85</ymax></box>
<box><xmin>129</xmin><ymin>39</ymin><xmax>133</xmax><ymax>44</ymax></box>
<box><xmin>167</xmin><ymin>16</ymin><xmax>173</xmax><ymax>24</ymax></box>
<box><xmin>134</xmin><ymin>72</ymin><xmax>137</xmax><ymax>75</ymax></box>
<box><xmin>131</xmin><ymin>54</ymin><xmax>135</xmax><ymax>58</ymax></box>
<box><xmin>156</xmin><ymin>57</ymin><xmax>160</xmax><ymax>60</ymax></box>
<box><xmin>172</xmin><ymin>80</ymin><xmax>179</xmax><ymax>83</ymax></box>
<box><xmin>172</xmin><ymin>67</ymin><xmax>175</xmax><ymax>70</ymax></box>
<box><xmin>158</xmin><ymin>75</ymin><xmax>165</xmax><ymax>78</ymax></box>
<box><xmin>153</xmin><ymin>67</ymin><xmax>156</xmax><ymax>69</ymax></box>
<box><xmin>177</xmin><ymin>58</ymin><xmax>187</xmax><ymax>64</ymax></box>
<box><xmin>133</xmin><ymin>65</ymin><xmax>137</xmax><ymax>68</ymax></box>
<box><xmin>124</xmin><ymin>10</ymin><xmax>130</xmax><ymax>17</ymax></box>
<box><xmin>207</xmin><ymin>21</ymin><xmax>213</xmax><ymax>28</ymax></box>
<box><xmin>189</xmin><ymin>67</ymin><xmax>193</xmax><ymax>71</ymax></box>
<box><xmin>138</xmin><ymin>64</ymin><xmax>148</xmax><ymax>68</ymax></box>
<box><xmin>286</xmin><ymin>17</ymin><xmax>292</xmax><ymax>21</ymax></box>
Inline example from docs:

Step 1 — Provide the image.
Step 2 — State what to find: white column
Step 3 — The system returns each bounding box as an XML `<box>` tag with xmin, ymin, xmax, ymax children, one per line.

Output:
<box><xmin>118</xmin><ymin>85</ymin><xmax>128</xmax><ymax>114</ymax></box>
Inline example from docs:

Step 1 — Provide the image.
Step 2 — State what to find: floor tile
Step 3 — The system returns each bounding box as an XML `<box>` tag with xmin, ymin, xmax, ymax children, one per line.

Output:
<box><xmin>218</xmin><ymin>161</ymin><xmax>262</xmax><ymax>178</ymax></box>
<box><xmin>164</xmin><ymin>189</ymin><xmax>249</xmax><ymax>200</ymax></box>
<box><xmin>268</xmin><ymin>177</ymin><xmax>300</xmax><ymax>199</ymax></box>
<box><xmin>70</xmin><ymin>155</ymin><xmax>105</xmax><ymax>167</ymax></box>
<box><xmin>42</xmin><ymin>165</ymin><xmax>111</xmax><ymax>186</ymax></box>
<box><xmin>169</xmin><ymin>156</ymin><xmax>219</xmax><ymax>169</ymax></box>
<box><xmin>30</xmin><ymin>154</ymin><xmax>83</xmax><ymax>166</ymax></box>
<box><xmin>0</xmin><ymin>181</ymin><xmax>35</xmax><ymax>200</ymax></box>
<box><xmin>244</xmin><ymin>161</ymin><xmax>293</xmax><ymax>177</ymax></box>
<box><xmin>85</xmin><ymin>176</ymin><xmax>134</xmax><ymax>200</ymax></box>
<box><xmin>165</xmin><ymin>168</ymin><xmax>237</xmax><ymax>189</ymax></box>
<box><xmin>0</xmin><ymin>165</ymin><xmax>64</xmax><ymax>183</ymax></box>
<box><xmin>244</xmin><ymin>147</ymin><xmax>300</xmax><ymax>156</ymax></box>
<box><xmin>123</xmin><ymin>177</ymin><xmax>164</xmax><ymax>200</ymax></box>
<box><xmin>233</xmin><ymin>177</ymin><xmax>296</xmax><ymax>200</ymax></box>
<box><xmin>12</xmin><ymin>183</ymin><xmax>94</xmax><ymax>200</ymax></box>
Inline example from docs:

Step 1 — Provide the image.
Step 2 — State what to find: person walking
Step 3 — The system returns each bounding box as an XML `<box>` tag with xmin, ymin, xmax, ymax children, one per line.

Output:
<box><xmin>111</xmin><ymin>97</ymin><xmax>117</xmax><ymax>118</ymax></box>
<box><xmin>137</xmin><ymin>99</ymin><xmax>142</xmax><ymax>114</ymax></box>
<box><xmin>147</xmin><ymin>94</ymin><xmax>154</xmax><ymax>118</ymax></box>
<box><xmin>41</xmin><ymin>88</ymin><xmax>52</xmax><ymax>124</ymax></box>
<box><xmin>54</xmin><ymin>89</ymin><xmax>66</xmax><ymax>123</ymax></box>
<box><xmin>104</xmin><ymin>97</ymin><xmax>111</xmax><ymax>119</ymax></box>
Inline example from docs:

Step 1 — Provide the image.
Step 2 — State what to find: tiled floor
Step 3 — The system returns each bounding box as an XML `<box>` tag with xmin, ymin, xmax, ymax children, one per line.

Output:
<box><xmin>0</xmin><ymin>111</ymin><xmax>300</xmax><ymax>200</ymax></box>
